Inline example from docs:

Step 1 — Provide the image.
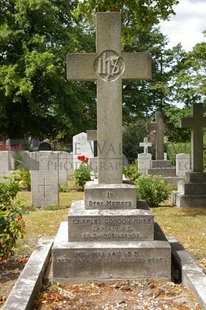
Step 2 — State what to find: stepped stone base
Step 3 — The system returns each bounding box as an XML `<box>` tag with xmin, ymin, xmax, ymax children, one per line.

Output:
<box><xmin>173</xmin><ymin>172</ymin><xmax>206</xmax><ymax>208</ymax></box>
<box><xmin>52</xmin><ymin>222</ymin><xmax>171</xmax><ymax>284</ymax></box>
<box><xmin>151</xmin><ymin>160</ymin><xmax>172</xmax><ymax>169</ymax></box>
<box><xmin>174</xmin><ymin>193</ymin><xmax>206</xmax><ymax>208</ymax></box>
<box><xmin>148</xmin><ymin>168</ymin><xmax>176</xmax><ymax>177</ymax></box>
<box><xmin>164</xmin><ymin>177</ymin><xmax>182</xmax><ymax>186</ymax></box>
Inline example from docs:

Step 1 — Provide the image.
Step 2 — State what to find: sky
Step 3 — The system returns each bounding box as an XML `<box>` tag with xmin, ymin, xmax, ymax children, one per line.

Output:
<box><xmin>160</xmin><ymin>0</ymin><xmax>206</xmax><ymax>51</ymax></box>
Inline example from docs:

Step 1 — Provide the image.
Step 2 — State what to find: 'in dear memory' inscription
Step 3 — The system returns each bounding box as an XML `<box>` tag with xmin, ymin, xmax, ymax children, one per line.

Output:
<box><xmin>88</xmin><ymin>190</ymin><xmax>133</xmax><ymax>208</ymax></box>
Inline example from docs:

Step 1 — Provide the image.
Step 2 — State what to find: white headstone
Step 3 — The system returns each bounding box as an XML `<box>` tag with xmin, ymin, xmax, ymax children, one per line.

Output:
<box><xmin>30</xmin><ymin>151</ymin><xmax>59</xmax><ymax>208</ymax></box>
<box><xmin>0</xmin><ymin>151</ymin><xmax>14</xmax><ymax>182</ymax></box>
<box><xmin>73</xmin><ymin>132</ymin><xmax>94</xmax><ymax>169</ymax></box>
<box><xmin>176</xmin><ymin>153</ymin><xmax>191</xmax><ymax>178</ymax></box>
<box><xmin>138</xmin><ymin>153</ymin><xmax>152</xmax><ymax>174</ymax></box>
<box><xmin>59</xmin><ymin>151</ymin><xmax>73</xmax><ymax>185</ymax></box>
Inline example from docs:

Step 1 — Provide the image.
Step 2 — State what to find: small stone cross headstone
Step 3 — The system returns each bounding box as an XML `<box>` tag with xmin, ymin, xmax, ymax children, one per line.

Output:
<box><xmin>146</xmin><ymin>111</ymin><xmax>171</xmax><ymax>160</ymax></box>
<box><xmin>67</xmin><ymin>12</ymin><xmax>151</xmax><ymax>184</ymax></box>
<box><xmin>139</xmin><ymin>137</ymin><xmax>152</xmax><ymax>154</ymax></box>
<box><xmin>180</xmin><ymin>103</ymin><xmax>206</xmax><ymax>172</ymax></box>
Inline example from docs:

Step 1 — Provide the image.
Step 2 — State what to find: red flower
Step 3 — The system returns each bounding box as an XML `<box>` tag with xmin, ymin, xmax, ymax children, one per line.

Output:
<box><xmin>77</xmin><ymin>155</ymin><xmax>89</xmax><ymax>163</ymax></box>
<box><xmin>17</xmin><ymin>215</ymin><xmax>22</xmax><ymax>221</ymax></box>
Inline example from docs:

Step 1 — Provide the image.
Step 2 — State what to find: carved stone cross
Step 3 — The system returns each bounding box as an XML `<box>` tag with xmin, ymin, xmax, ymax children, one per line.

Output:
<box><xmin>67</xmin><ymin>12</ymin><xmax>151</xmax><ymax>184</ymax></box>
<box><xmin>146</xmin><ymin>111</ymin><xmax>171</xmax><ymax>160</ymax></box>
<box><xmin>180</xmin><ymin>103</ymin><xmax>206</xmax><ymax>172</ymax></box>
<box><xmin>139</xmin><ymin>137</ymin><xmax>152</xmax><ymax>154</ymax></box>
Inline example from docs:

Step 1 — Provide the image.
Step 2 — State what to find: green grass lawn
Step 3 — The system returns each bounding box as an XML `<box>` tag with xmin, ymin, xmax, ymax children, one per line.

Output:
<box><xmin>16</xmin><ymin>191</ymin><xmax>206</xmax><ymax>263</ymax></box>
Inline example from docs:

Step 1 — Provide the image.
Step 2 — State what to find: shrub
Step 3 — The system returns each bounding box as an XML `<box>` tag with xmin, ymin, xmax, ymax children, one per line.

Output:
<box><xmin>123</xmin><ymin>159</ymin><xmax>140</xmax><ymax>181</ymax></box>
<box><xmin>12</xmin><ymin>169</ymin><xmax>31</xmax><ymax>191</ymax></box>
<box><xmin>0</xmin><ymin>178</ymin><xmax>27</xmax><ymax>261</ymax></box>
<box><xmin>74</xmin><ymin>155</ymin><xmax>91</xmax><ymax>189</ymax></box>
<box><xmin>135</xmin><ymin>174</ymin><xmax>170</xmax><ymax>207</ymax></box>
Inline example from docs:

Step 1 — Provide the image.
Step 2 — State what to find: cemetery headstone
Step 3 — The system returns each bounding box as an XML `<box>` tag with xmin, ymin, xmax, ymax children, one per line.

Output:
<box><xmin>173</xmin><ymin>103</ymin><xmax>206</xmax><ymax>207</ymax></box>
<box><xmin>30</xmin><ymin>151</ymin><xmax>59</xmax><ymax>208</ymax></box>
<box><xmin>176</xmin><ymin>153</ymin><xmax>191</xmax><ymax>178</ymax></box>
<box><xmin>52</xmin><ymin>12</ymin><xmax>171</xmax><ymax>283</ymax></box>
<box><xmin>0</xmin><ymin>151</ymin><xmax>14</xmax><ymax>182</ymax></box>
<box><xmin>38</xmin><ymin>141</ymin><xmax>52</xmax><ymax>151</ymax></box>
<box><xmin>59</xmin><ymin>151</ymin><xmax>73</xmax><ymax>185</ymax></box>
<box><xmin>73</xmin><ymin>132</ymin><xmax>94</xmax><ymax>169</ymax></box>
<box><xmin>138</xmin><ymin>153</ymin><xmax>152</xmax><ymax>174</ymax></box>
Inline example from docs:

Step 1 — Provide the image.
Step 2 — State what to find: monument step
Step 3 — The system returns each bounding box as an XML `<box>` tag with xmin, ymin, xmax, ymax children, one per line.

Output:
<box><xmin>148</xmin><ymin>168</ymin><xmax>176</xmax><ymax>177</ymax></box>
<box><xmin>85</xmin><ymin>181</ymin><xmax>137</xmax><ymax>209</ymax></box>
<box><xmin>69</xmin><ymin>200</ymin><xmax>154</xmax><ymax>242</ymax></box>
<box><xmin>52</xmin><ymin>222</ymin><xmax>171</xmax><ymax>284</ymax></box>
<box><xmin>174</xmin><ymin>193</ymin><xmax>206</xmax><ymax>208</ymax></box>
<box><xmin>151</xmin><ymin>160</ymin><xmax>172</xmax><ymax>169</ymax></box>
<box><xmin>163</xmin><ymin>177</ymin><xmax>182</xmax><ymax>186</ymax></box>
<box><xmin>185</xmin><ymin>172</ymin><xmax>206</xmax><ymax>183</ymax></box>
<box><xmin>178</xmin><ymin>182</ymin><xmax>206</xmax><ymax>195</ymax></box>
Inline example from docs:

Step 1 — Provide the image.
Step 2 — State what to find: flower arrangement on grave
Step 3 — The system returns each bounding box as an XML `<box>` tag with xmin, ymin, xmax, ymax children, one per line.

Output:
<box><xmin>74</xmin><ymin>155</ymin><xmax>91</xmax><ymax>188</ymax></box>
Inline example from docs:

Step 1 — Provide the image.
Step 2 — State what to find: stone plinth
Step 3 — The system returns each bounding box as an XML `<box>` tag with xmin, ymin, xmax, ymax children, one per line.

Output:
<box><xmin>173</xmin><ymin>172</ymin><xmax>206</xmax><ymax>208</ymax></box>
<box><xmin>148</xmin><ymin>160</ymin><xmax>177</xmax><ymax>180</ymax></box>
<box><xmin>69</xmin><ymin>200</ymin><xmax>154</xmax><ymax>242</ymax></box>
<box><xmin>151</xmin><ymin>160</ymin><xmax>172</xmax><ymax>169</ymax></box>
<box><xmin>52</xmin><ymin>222</ymin><xmax>171</xmax><ymax>284</ymax></box>
<box><xmin>85</xmin><ymin>182</ymin><xmax>137</xmax><ymax>209</ymax></box>
<box><xmin>52</xmin><ymin>12</ymin><xmax>171</xmax><ymax>285</ymax></box>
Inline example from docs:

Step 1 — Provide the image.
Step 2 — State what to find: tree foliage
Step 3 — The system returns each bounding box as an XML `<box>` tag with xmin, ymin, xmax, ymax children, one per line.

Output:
<box><xmin>0</xmin><ymin>0</ymin><xmax>205</xmax><ymax>144</ymax></box>
<box><xmin>0</xmin><ymin>0</ymin><xmax>96</xmax><ymax>139</ymax></box>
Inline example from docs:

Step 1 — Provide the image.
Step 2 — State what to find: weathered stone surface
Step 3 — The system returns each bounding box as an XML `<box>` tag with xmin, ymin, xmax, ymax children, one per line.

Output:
<box><xmin>2</xmin><ymin>238</ymin><xmax>53</xmax><ymax>310</ymax></box>
<box><xmin>0</xmin><ymin>151</ymin><xmax>14</xmax><ymax>182</ymax></box>
<box><xmin>67</xmin><ymin>12</ymin><xmax>151</xmax><ymax>184</ymax></box>
<box><xmin>185</xmin><ymin>172</ymin><xmax>206</xmax><ymax>183</ymax></box>
<box><xmin>151</xmin><ymin>160</ymin><xmax>172</xmax><ymax>169</ymax></box>
<box><xmin>178</xmin><ymin>181</ymin><xmax>206</xmax><ymax>195</ymax></box>
<box><xmin>146</xmin><ymin>112</ymin><xmax>171</xmax><ymax>160</ymax></box>
<box><xmin>173</xmin><ymin>172</ymin><xmax>206</xmax><ymax>208</ymax></box>
<box><xmin>52</xmin><ymin>222</ymin><xmax>171</xmax><ymax>284</ymax></box>
<box><xmin>138</xmin><ymin>153</ymin><xmax>151</xmax><ymax>174</ymax></box>
<box><xmin>87</xmin><ymin>130</ymin><xmax>97</xmax><ymax>141</ymax></box>
<box><xmin>175</xmin><ymin>193</ymin><xmax>206</xmax><ymax>208</ymax></box>
<box><xmin>176</xmin><ymin>153</ymin><xmax>191</xmax><ymax>178</ymax></box>
<box><xmin>68</xmin><ymin>200</ymin><xmax>154</xmax><ymax>242</ymax></box>
<box><xmin>30</xmin><ymin>152</ymin><xmax>59</xmax><ymax>208</ymax></box>
<box><xmin>168</xmin><ymin>236</ymin><xmax>206</xmax><ymax>310</ymax></box>
<box><xmin>180</xmin><ymin>103</ymin><xmax>206</xmax><ymax>172</ymax></box>
<box><xmin>73</xmin><ymin>132</ymin><xmax>94</xmax><ymax>169</ymax></box>
<box><xmin>84</xmin><ymin>181</ymin><xmax>137</xmax><ymax>209</ymax></box>
<box><xmin>148</xmin><ymin>168</ymin><xmax>176</xmax><ymax>177</ymax></box>
<box><xmin>139</xmin><ymin>137</ymin><xmax>152</xmax><ymax>154</ymax></box>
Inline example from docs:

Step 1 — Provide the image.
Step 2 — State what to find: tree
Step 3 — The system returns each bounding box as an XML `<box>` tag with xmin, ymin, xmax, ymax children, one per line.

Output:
<box><xmin>0</xmin><ymin>0</ymin><xmax>96</xmax><ymax>140</ymax></box>
<box><xmin>170</xmin><ymin>32</ymin><xmax>206</xmax><ymax>106</ymax></box>
<box><xmin>75</xmin><ymin>0</ymin><xmax>179</xmax><ymax>32</ymax></box>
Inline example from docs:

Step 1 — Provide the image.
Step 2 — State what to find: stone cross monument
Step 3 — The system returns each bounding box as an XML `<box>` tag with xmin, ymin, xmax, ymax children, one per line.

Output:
<box><xmin>67</xmin><ymin>12</ymin><xmax>151</xmax><ymax>184</ymax></box>
<box><xmin>180</xmin><ymin>103</ymin><xmax>206</xmax><ymax>172</ymax></box>
<box><xmin>139</xmin><ymin>137</ymin><xmax>152</xmax><ymax>154</ymax></box>
<box><xmin>146</xmin><ymin>111</ymin><xmax>171</xmax><ymax>160</ymax></box>
<box><xmin>52</xmin><ymin>12</ymin><xmax>171</xmax><ymax>284</ymax></box>
<box><xmin>173</xmin><ymin>103</ymin><xmax>206</xmax><ymax>208</ymax></box>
